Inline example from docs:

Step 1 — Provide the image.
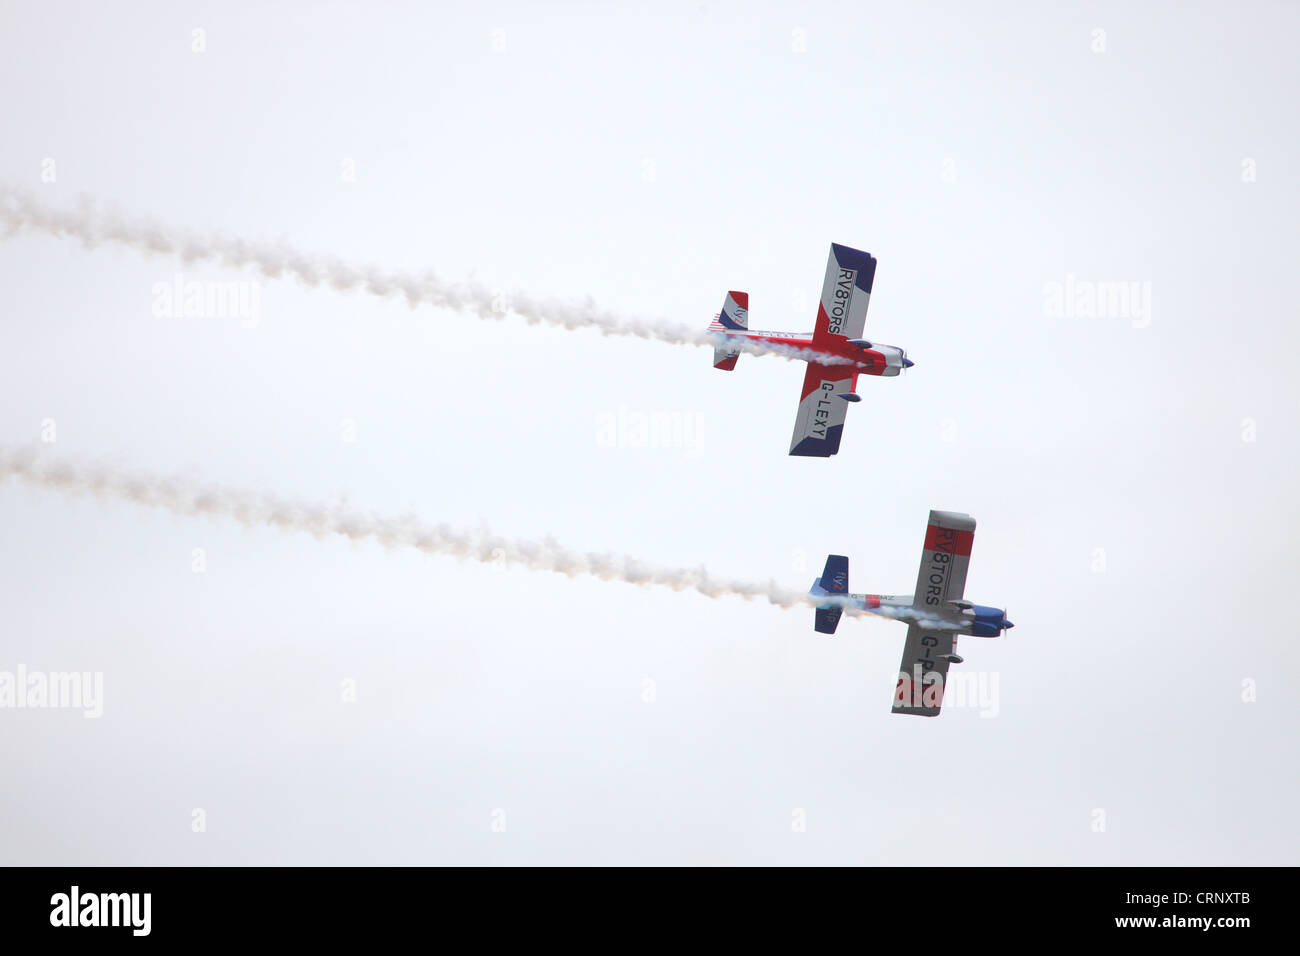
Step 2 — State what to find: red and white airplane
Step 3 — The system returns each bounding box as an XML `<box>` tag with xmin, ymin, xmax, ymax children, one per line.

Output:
<box><xmin>708</xmin><ymin>243</ymin><xmax>912</xmax><ymax>457</ymax></box>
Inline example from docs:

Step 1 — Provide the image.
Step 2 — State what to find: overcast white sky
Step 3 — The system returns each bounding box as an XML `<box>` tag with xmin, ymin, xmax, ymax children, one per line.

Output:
<box><xmin>1</xmin><ymin>1</ymin><xmax>1297</xmax><ymax>865</ymax></box>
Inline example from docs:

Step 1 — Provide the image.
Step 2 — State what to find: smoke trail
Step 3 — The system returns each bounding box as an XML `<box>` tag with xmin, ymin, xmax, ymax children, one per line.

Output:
<box><xmin>0</xmin><ymin>187</ymin><xmax>850</xmax><ymax>366</ymax></box>
<box><xmin>0</xmin><ymin>447</ymin><xmax>964</xmax><ymax>628</ymax></box>
<box><xmin>0</xmin><ymin>446</ymin><xmax>869</xmax><ymax>615</ymax></box>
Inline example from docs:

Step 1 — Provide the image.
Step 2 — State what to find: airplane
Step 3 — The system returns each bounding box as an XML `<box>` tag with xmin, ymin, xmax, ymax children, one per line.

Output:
<box><xmin>708</xmin><ymin>242</ymin><xmax>913</xmax><ymax>457</ymax></box>
<box><xmin>807</xmin><ymin>510</ymin><xmax>1013</xmax><ymax>717</ymax></box>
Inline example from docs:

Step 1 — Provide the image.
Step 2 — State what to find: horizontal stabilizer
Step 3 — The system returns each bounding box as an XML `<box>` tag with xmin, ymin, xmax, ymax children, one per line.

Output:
<box><xmin>815</xmin><ymin>606</ymin><xmax>843</xmax><ymax>634</ymax></box>
<box><xmin>709</xmin><ymin>291</ymin><xmax>748</xmax><ymax>369</ymax></box>
<box><xmin>812</xmin><ymin>554</ymin><xmax>848</xmax><ymax>634</ymax></box>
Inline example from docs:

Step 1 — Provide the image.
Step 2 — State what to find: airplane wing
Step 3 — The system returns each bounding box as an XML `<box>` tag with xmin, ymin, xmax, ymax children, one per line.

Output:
<box><xmin>789</xmin><ymin>244</ymin><xmax>876</xmax><ymax>457</ymax></box>
<box><xmin>811</xmin><ymin>243</ymin><xmax>877</xmax><ymax>345</ymax></box>
<box><xmin>892</xmin><ymin>625</ymin><xmax>957</xmax><ymax>717</ymax></box>
<box><xmin>789</xmin><ymin>363</ymin><xmax>859</xmax><ymax>456</ymax></box>
<box><xmin>892</xmin><ymin>511</ymin><xmax>977</xmax><ymax>717</ymax></box>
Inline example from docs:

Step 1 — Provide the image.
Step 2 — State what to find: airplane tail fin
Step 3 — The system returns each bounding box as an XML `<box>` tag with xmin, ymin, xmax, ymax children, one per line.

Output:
<box><xmin>811</xmin><ymin>554</ymin><xmax>849</xmax><ymax>634</ymax></box>
<box><xmin>709</xmin><ymin>291</ymin><xmax>748</xmax><ymax>370</ymax></box>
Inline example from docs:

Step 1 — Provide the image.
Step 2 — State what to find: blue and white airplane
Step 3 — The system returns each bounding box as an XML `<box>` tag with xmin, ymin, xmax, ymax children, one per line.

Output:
<box><xmin>809</xmin><ymin>510</ymin><xmax>1013</xmax><ymax>716</ymax></box>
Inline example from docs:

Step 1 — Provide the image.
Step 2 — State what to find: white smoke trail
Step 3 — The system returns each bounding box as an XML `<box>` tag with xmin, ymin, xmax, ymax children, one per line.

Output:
<box><xmin>1</xmin><ymin>446</ymin><xmax>889</xmax><ymax>616</ymax></box>
<box><xmin>0</xmin><ymin>447</ymin><xmax>965</xmax><ymax>628</ymax></box>
<box><xmin>0</xmin><ymin>186</ymin><xmax>850</xmax><ymax>366</ymax></box>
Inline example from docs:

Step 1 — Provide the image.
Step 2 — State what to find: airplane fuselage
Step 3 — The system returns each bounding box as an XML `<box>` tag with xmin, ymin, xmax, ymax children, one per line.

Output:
<box><xmin>717</xmin><ymin>330</ymin><xmax>910</xmax><ymax>376</ymax></box>
<box><xmin>809</xmin><ymin>588</ymin><xmax>1013</xmax><ymax>636</ymax></box>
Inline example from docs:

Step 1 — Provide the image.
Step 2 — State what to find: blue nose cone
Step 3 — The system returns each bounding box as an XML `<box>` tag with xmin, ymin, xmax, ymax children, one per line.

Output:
<box><xmin>902</xmin><ymin>358</ymin><xmax>915</xmax><ymax>368</ymax></box>
<box><xmin>971</xmin><ymin>605</ymin><xmax>1013</xmax><ymax>635</ymax></box>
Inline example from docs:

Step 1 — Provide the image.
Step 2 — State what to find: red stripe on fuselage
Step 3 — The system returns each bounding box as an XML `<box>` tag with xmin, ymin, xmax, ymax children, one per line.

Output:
<box><xmin>923</xmin><ymin>525</ymin><xmax>974</xmax><ymax>557</ymax></box>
